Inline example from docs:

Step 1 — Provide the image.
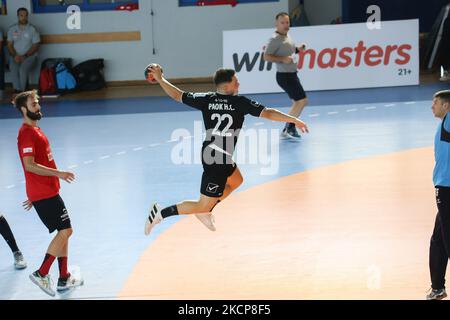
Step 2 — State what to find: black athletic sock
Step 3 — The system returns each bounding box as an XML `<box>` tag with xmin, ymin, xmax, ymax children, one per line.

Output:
<box><xmin>161</xmin><ymin>205</ymin><xmax>179</xmax><ymax>219</ymax></box>
<box><xmin>0</xmin><ymin>216</ymin><xmax>20</xmax><ymax>253</ymax></box>
<box><xmin>285</xmin><ymin>122</ymin><xmax>296</xmax><ymax>130</ymax></box>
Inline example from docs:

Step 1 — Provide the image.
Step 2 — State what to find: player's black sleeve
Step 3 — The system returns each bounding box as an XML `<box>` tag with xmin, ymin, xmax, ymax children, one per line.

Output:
<box><xmin>241</xmin><ymin>97</ymin><xmax>267</xmax><ymax>117</ymax></box>
<box><xmin>181</xmin><ymin>92</ymin><xmax>210</xmax><ymax>111</ymax></box>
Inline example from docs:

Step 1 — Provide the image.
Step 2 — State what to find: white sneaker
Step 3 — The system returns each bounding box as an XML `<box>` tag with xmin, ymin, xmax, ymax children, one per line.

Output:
<box><xmin>195</xmin><ymin>213</ymin><xmax>216</xmax><ymax>231</ymax></box>
<box><xmin>440</xmin><ymin>70</ymin><xmax>450</xmax><ymax>82</ymax></box>
<box><xmin>29</xmin><ymin>271</ymin><xmax>55</xmax><ymax>297</ymax></box>
<box><xmin>13</xmin><ymin>251</ymin><xmax>27</xmax><ymax>270</ymax></box>
<box><xmin>57</xmin><ymin>273</ymin><xmax>84</xmax><ymax>293</ymax></box>
<box><xmin>144</xmin><ymin>203</ymin><xmax>163</xmax><ymax>235</ymax></box>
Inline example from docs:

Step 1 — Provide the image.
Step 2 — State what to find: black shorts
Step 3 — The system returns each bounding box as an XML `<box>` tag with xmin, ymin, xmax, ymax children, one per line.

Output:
<box><xmin>200</xmin><ymin>162</ymin><xmax>237</xmax><ymax>198</ymax></box>
<box><xmin>32</xmin><ymin>195</ymin><xmax>72</xmax><ymax>233</ymax></box>
<box><xmin>276</xmin><ymin>72</ymin><xmax>307</xmax><ymax>101</ymax></box>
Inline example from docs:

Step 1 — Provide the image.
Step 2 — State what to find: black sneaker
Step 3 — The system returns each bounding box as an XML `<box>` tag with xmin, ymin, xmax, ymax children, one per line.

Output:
<box><xmin>426</xmin><ymin>288</ymin><xmax>447</xmax><ymax>300</ymax></box>
<box><xmin>285</xmin><ymin>123</ymin><xmax>301</xmax><ymax>140</ymax></box>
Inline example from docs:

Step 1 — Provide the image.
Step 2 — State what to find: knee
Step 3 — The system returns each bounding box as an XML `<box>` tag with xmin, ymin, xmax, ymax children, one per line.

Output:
<box><xmin>293</xmin><ymin>99</ymin><xmax>307</xmax><ymax>109</ymax></box>
<box><xmin>234</xmin><ymin>175</ymin><xmax>244</xmax><ymax>188</ymax></box>
<box><xmin>229</xmin><ymin>170</ymin><xmax>244</xmax><ymax>189</ymax></box>
<box><xmin>59</xmin><ymin>228</ymin><xmax>73</xmax><ymax>239</ymax></box>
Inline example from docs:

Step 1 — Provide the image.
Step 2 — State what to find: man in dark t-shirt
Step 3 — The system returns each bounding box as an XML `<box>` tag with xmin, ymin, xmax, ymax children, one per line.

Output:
<box><xmin>144</xmin><ymin>65</ymin><xmax>309</xmax><ymax>235</ymax></box>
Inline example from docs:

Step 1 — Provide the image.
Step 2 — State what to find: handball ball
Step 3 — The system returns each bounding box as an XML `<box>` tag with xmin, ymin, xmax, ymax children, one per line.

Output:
<box><xmin>145</xmin><ymin>64</ymin><xmax>163</xmax><ymax>84</ymax></box>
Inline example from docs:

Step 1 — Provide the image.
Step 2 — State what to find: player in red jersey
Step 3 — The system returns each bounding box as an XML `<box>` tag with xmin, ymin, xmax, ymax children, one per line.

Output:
<box><xmin>15</xmin><ymin>90</ymin><xmax>83</xmax><ymax>297</ymax></box>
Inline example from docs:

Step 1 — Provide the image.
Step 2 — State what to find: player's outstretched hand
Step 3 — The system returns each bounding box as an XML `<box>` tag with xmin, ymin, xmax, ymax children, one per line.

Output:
<box><xmin>149</xmin><ymin>64</ymin><xmax>163</xmax><ymax>82</ymax></box>
<box><xmin>22</xmin><ymin>199</ymin><xmax>33</xmax><ymax>211</ymax></box>
<box><xmin>58</xmin><ymin>171</ymin><xmax>75</xmax><ymax>183</ymax></box>
<box><xmin>295</xmin><ymin>119</ymin><xmax>309</xmax><ymax>133</ymax></box>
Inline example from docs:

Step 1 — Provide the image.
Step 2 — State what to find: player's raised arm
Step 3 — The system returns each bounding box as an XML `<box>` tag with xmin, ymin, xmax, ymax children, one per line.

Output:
<box><xmin>260</xmin><ymin>107</ymin><xmax>309</xmax><ymax>133</ymax></box>
<box><xmin>146</xmin><ymin>64</ymin><xmax>184</xmax><ymax>103</ymax></box>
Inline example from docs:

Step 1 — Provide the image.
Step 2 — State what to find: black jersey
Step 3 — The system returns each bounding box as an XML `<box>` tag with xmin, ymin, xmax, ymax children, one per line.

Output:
<box><xmin>182</xmin><ymin>91</ymin><xmax>266</xmax><ymax>165</ymax></box>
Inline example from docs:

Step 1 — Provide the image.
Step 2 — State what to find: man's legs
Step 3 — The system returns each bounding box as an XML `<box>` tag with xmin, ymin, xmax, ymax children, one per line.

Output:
<box><xmin>0</xmin><ymin>47</ymin><xmax>4</xmax><ymax>99</ymax></box>
<box><xmin>283</xmin><ymin>97</ymin><xmax>308</xmax><ymax>139</ymax></box>
<box><xmin>145</xmin><ymin>167</ymin><xmax>244</xmax><ymax>234</ymax></box>
<box><xmin>277</xmin><ymin>72</ymin><xmax>307</xmax><ymax>138</ymax></box>
<box><xmin>288</xmin><ymin>97</ymin><xmax>308</xmax><ymax>119</ymax></box>
<box><xmin>30</xmin><ymin>196</ymin><xmax>79</xmax><ymax>295</ymax></box>
<box><xmin>430</xmin><ymin>213</ymin><xmax>448</xmax><ymax>290</ymax></box>
<box><xmin>38</xmin><ymin>228</ymin><xmax>72</xmax><ymax>277</ymax></box>
<box><xmin>175</xmin><ymin>167</ymin><xmax>243</xmax><ymax>214</ymax></box>
<box><xmin>0</xmin><ymin>214</ymin><xmax>20</xmax><ymax>254</ymax></box>
<box><xmin>428</xmin><ymin>187</ymin><xmax>450</xmax><ymax>299</ymax></box>
<box><xmin>176</xmin><ymin>194</ymin><xmax>220</xmax><ymax>215</ymax></box>
<box><xmin>57</xmin><ymin>241</ymin><xmax>69</xmax><ymax>280</ymax></box>
<box><xmin>218</xmin><ymin>166</ymin><xmax>243</xmax><ymax>201</ymax></box>
<box><xmin>8</xmin><ymin>56</ymin><xmax>20</xmax><ymax>91</ymax></box>
<box><xmin>0</xmin><ymin>213</ymin><xmax>27</xmax><ymax>269</ymax></box>
<box><xmin>29</xmin><ymin>228</ymin><xmax>72</xmax><ymax>296</ymax></box>
<box><xmin>45</xmin><ymin>228</ymin><xmax>82</xmax><ymax>292</ymax></box>
<box><xmin>18</xmin><ymin>55</ymin><xmax>37</xmax><ymax>91</ymax></box>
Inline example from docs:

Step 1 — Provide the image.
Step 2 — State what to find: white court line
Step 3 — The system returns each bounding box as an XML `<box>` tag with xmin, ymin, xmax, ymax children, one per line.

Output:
<box><xmin>365</xmin><ymin>106</ymin><xmax>377</xmax><ymax>110</ymax></box>
<box><xmin>384</xmin><ymin>103</ymin><xmax>396</xmax><ymax>107</ymax></box>
<box><xmin>254</xmin><ymin>122</ymin><xmax>264</xmax><ymax>126</ymax></box>
<box><xmin>346</xmin><ymin>108</ymin><xmax>358</xmax><ymax>112</ymax></box>
<box><xmin>100</xmin><ymin>155</ymin><xmax>110</xmax><ymax>160</ymax></box>
<box><xmin>133</xmin><ymin>147</ymin><xmax>144</xmax><ymax>151</ymax></box>
<box><xmin>404</xmin><ymin>101</ymin><xmax>416</xmax><ymax>105</ymax></box>
<box><xmin>68</xmin><ymin>165</ymin><xmax>78</xmax><ymax>169</ymax></box>
<box><xmin>6</xmin><ymin>185</ymin><xmax>15</xmax><ymax>189</ymax></box>
<box><xmin>327</xmin><ymin>111</ymin><xmax>339</xmax><ymax>115</ymax></box>
<box><xmin>116</xmin><ymin>151</ymin><xmax>126</xmax><ymax>156</ymax></box>
<box><xmin>309</xmin><ymin>113</ymin><xmax>320</xmax><ymax>117</ymax></box>
<box><xmin>166</xmin><ymin>138</ymin><xmax>178</xmax><ymax>143</ymax></box>
<box><xmin>149</xmin><ymin>143</ymin><xmax>160</xmax><ymax>147</ymax></box>
<box><xmin>83</xmin><ymin>160</ymin><xmax>94</xmax><ymax>165</ymax></box>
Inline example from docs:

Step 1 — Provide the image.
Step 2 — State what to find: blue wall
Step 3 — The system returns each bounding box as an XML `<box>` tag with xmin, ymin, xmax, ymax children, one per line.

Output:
<box><xmin>342</xmin><ymin>0</ymin><xmax>449</xmax><ymax>32</ymax></box>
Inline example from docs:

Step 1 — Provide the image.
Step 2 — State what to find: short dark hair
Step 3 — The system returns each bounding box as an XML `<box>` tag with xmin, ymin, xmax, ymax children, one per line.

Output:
<box><xmin>14</xmin><ymin>90</ymin><xmax>39</xmax><ymax>115</ymax></box>
<box><xmin>17</xmin><ymin>7</ymin><xmax>28</xmax><ymax>16</ymax></box>
<box><xmin>213</xmin><ymin>68</ymin><xmax>235</xmax><ymax>86</ymax></box>
<box><xmin>276</xmin><ymin>12</ymin><xmax>289</xmax><ymax>20</ymax></box>
<box><xmin>435</xmin><ymin>90</ymin><xmax>450</xmax><ymax>104</ymax></box>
